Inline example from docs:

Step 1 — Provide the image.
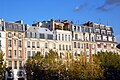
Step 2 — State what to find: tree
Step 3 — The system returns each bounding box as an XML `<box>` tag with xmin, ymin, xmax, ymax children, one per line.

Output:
<box><xmin>25</xmin><ymin>50</ymin><xmax>104</xmax><ymax>80</ymax></box>
<box><xmin>96</xmin><ymin>51</ymin><xmax>120</xmax><ymax>80</ymax></box>
<box><xmin>0</xmin><ymin>49</ymin><xmax>6</xmax><ymax>80</ymax></box>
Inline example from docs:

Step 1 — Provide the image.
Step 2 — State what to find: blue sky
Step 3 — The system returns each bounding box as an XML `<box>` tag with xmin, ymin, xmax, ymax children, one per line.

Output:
<box><xmin>0</xmin><ymin>0</ymin><xmax>120</xmax><ymax>42</ymax></box>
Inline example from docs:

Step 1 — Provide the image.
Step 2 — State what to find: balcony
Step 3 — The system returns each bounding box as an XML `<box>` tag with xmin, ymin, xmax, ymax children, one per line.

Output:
<box><xmin>27</xmin><ymin>46</ymin><xmax>30</xmax><ymax>48</ymax></box>
<box><xmin>8</xmin><ymin>56</ymin><xmax>12</xmax><ymax>58</ymax></box>
<box><xmin>32</xmin><ymin>46</ymin><xmax>35</xmax><ymax>48</ymax></box>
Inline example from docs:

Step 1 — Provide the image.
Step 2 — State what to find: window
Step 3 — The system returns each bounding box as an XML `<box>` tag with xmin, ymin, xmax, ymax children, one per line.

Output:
<box><xmin>81</xmin><ymin>43</ymin><xmax>83</xmax><ymax>49</ymax></box>
<box><xmin>8</xmin><ymin>50</ymin><xmax>12</xmax><ymax>58</ymax></box>
<box><xmin>0</xmin><ymin>40</ymin><xmax>1</xmax><ymax>47</ymax></box>
<box><xmin>92</xmin><ymin>37</ymin><xmax>94</xmax><ymax>42</ymax></box>
<box><xmin>47</xmin><ymin>34</ymin><xmax>53</xmax><ymax>40</ymax></box>
<box><xmin>62</xmin><ymin>34</ymin><xmax>64</xmax><ymax>41</ymax></box>
<box><xmin>66</xmin><ymin>45</ymin><xmax>68</xmax><ymax>50</ymax></box>
<box><xmin>68</xmin><ymin>35</ymin><xmax>70</xmax><ymax>41</ymax></box>
<box><xmin>14</xmin><ymin>61</ymin><xmax>17</xmax><ymax>69</ymax></box>
<box><xmin>75</xmin><ymin>34</ymin><xmax>78</xmax><ymax>40</ymax></box>
<box><xmin>37</xmin><ymin>42</ymin><xmax>40</xmax><ymax>48</ymax></box>
<box><xmin>86</xmin><ymin>43</ymin><xmax>89</xmax><ymax>49</ymax></box>
<box><xmin>40</xmin><ymin>33</ymin><xmax>45</xmax><ymax>39</ymax></box>
<box><xmin>78</xmin><ymin>42</ymin><xmax>80</xmax><ymax>48</ymax></box>
<box><xmin>32</xmin><ymin>51</ymin><xmax>36</xmax><ymax>56</ymax></box>
<box><xmin>74</xmin><ymin>42</ymin><xmax>76</xmax><ymax>48</ymax></box>
<box><xmin>30</xmin><ymin>32</ymin><xmax>32</xmax><ymax>38</ymax></box>
<box><xmin>8</xmin><ymin>32</ymin><xmax>12</xmax><ymax>38</ymax></box>
<box><xmin>27</xmin><ymin>41</ymin><xmax>30</xmax><ymax>48</ymax></box>
<box><xmin>8</xmin><ymin>40</ymin><xmax>12</xmax><ymax>47</ymax></box>
<box><xmin>63</xmin><ymin>45</ymin><xmax>65</xmax><ymax>50</ymax></box>
<box><xmin>0</xmin><ymin>33</ymin><xmax>1</xmax><ymax>37</ymax></box>
<box><xmin>19</xmin><ymin>61</ymin><xmax>22</xmax><ymax>69</ymax></box>
<box><xmin>65</xmin><ymin>35</ymin><xmax>67</xmax><ymax>41</ymax></box>
<box><xmin>32</xmin><ymin>42</ymin><xmax>35</xmax><ymax>48</ymax></box>
<box><xmin>18</xmin><ymin>40</ymin><xmax>22</xmax><ymax>47</ymax></box>
<box><xmin>45</xmin><ymin>43</ymin><xmax>48</xmax><ymax>48</ymax></box>
<box><xmin>14</xmin><ymin>50</ymin><xmax>17</xmax><ymax>57</ymax></box>
<box><xmin>59</xmin><ymin>44</ymin><xmax>61</xmax><ymax>50</ymax></box>
<box><xmin>18</xmin><ymin>33</ymin><xmax>22</xmax><ymax>39</ymax></box>
<box><xmin>58</xmin><ymin>34</ymin><xmax>60</xmax><ymax>40</ymax></box>
<box><xmin>18</xmin><ymin>50</ymin><xmax>22</xmax><ymax>58</ymax></box>
<box><xmin>35</xmin><ymin>33</ymin><xmax>37</xmax><ymax>38</ymax></box>
<box><xmin>8</xmin><ymin>61</ymin><xmax>12</xmax><ymax>68</ymax></box>
<box><xmin>74</xmin><ymin>26</ymin><xmax>76</xmax><ymax>31</ymax></box>
<box><xmin>97</xmin><ymin>44</ymin><xmax>101</xmax><ymax>48</ymax></box>
<box><xmin>69</xmin><ymin>45</ymin><xmax>71</xmax><ymax>50</ymax></box>
<box><xmin>27</xmin><ymin>51</ymin><xmax>31</xmax><ymax>58</ymax></box>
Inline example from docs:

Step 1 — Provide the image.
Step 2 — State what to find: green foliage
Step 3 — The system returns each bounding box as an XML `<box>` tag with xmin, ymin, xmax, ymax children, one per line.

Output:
<box><xmin>96</xmin><ymin>51</ymin><xmax>120</xmax><ymax>80</ymax></box>
<box><xmin>0</xmin><ymin>49</ymin><xmax>6</xmax><ymax>80</ymax></box>
<box><xmin>25</xmin><ymin>50</ymin><xmax>104</xmax><ymax>80</ymax></box>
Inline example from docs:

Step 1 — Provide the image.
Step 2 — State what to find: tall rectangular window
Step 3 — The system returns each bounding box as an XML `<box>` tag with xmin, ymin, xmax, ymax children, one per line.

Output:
<box><xmin>8</xmin><ymin>40</ymin><xmax>12</xmax><ymax>47</ymax></box>
<box><xmin>65</xmin><ymin>35</ymin><xmax>67</xmax><ymax>41</ymax></box>
<box><xmin>14</xmin><ymin>50</ymin><xmax>17</xmax><ymax>57</ymax></box>
<box><xmin>0</xmin><ymin>40</ymin><xmax>1</xmax><ymax>47</ymax></box>
<box><xmin>66</xmin><ymin>45</ymin><xmax>68</xmax><ymax>50</ymax></box>
<box><xmin>27</xmin><ymin>41</ymin><xmax>30</xmax><ymax>48</ymax></box>
<box><xmin>14</xmin><ymin>61</ymin><xmax>17</xmax><ymax>69</ymax></box>
<box><xmin>59</xmin><ymin>44</ymin><xmax>61</xmax><ymax>50</ymax></box>
<box><xmin>58</xmin><ymin>34</ymin><xmax>60</xmax><ymax>40</ymax></box>
<box><xmin>86</xmin><ymin>43</ymin><xmax>89</xmax><ymax>49</ymax></box>
<box><xmin>32</xmin><ymin>51</ymin><xmax>36</xmax><ymax>56</ymax></box>
<box><xmin>69</xmin><ymin>45</ymin><xmax>71</xmax><ymax>50</ymax></box>
<box><xmin>74</xmin><ymin>42</ymin><xmax>76</xmax><ymax>48</ymax></box>
<box><xmin>8</xmin><ymin>61</ymin><xmax>12</xmax><ymax>68</ymax></box>
<box><xmin>8</xmin><ymin>50</ymin><xmax>12</xmax><ymax>58</ymax></box>
<box><xmin>68</xmin><ymin>35</ymin><xmax>70</xmax><ymax>41</ymax></box>
<box><xmin>75</xmin><ymin>34</ymin><xmax>78</xmax><ymax>40</ymax></box>
<box><xmin>27</xmin><ymin>51</ymin><xmax>31</xmax><ymax>58</ymax></box>
<box><xmin>32</xmin><ymin>42</ymin><xmax>35</xmax><ymax>48</ymax></box>
<box><xmin>0</xmin><ymin>33</ymin><xmax>1</xmax><ymax>37</ymax></box>
<box><xmin>19</xmin><ymin>61</ymin><xmax>22</xmax><ymax>69</ymax></box>
<box><xmin>37</xmin><ymin>42</ymin><xmax>40</xmax><ymax>48</ymax></box>
<box><xmin>45</xmin><ymin>43</ymin><xmax>48</xmax><ymax>48</ymax></box>
<box><xmin>18</xmin><ymin>40</ymin><xmax>22</xmax><ymax>47</ymax></box>
<box><xmin>62</xmin><ymin>34</ymin><xmax>64</xmax><ymax>41</ymax></box>
<box><xmin>63</xmin><ymin>45</ymin><xmax>65</xmax><ymax>50</ymax></box>
<box><xmin>18</xmin><ymin>50</ymin><xmax>22</xmax><ymax>58</ymax></box>
<box><xmin>78</xmin><ymin>42</ymin><xmax>80</xmax><ymax>48</ymax></box>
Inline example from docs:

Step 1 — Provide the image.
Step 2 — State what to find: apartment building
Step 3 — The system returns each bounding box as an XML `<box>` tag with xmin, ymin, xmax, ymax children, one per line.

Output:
<box><xmin>0</xmin><ymin>18</ymin><xmax>25</xmax><ymax>80</ymax></box>
<box><xmin>71</xmin><ymin>23</ymin><xmax>96</xmax><ymax>62</ymax></box>
<box><xmin>25</xmin><ymin>26</ymin><xmax>54</xmax><ymax>60</ymax></box>
<box><xmin>0</xmin><ymin>18</ymin><xmax>118</xmax><ymax>80</ymax></box>
<box><xmin>84</xmin><ymin>21</ymin><xmax>117</xmax><ymax>53</ymax></box>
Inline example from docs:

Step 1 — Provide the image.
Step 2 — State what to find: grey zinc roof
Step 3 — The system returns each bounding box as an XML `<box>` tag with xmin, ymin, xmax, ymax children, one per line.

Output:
<box><xmin>27</xmin><ymin>26</ymin><xmax>53</xmax><ymax>34</ymax></box>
